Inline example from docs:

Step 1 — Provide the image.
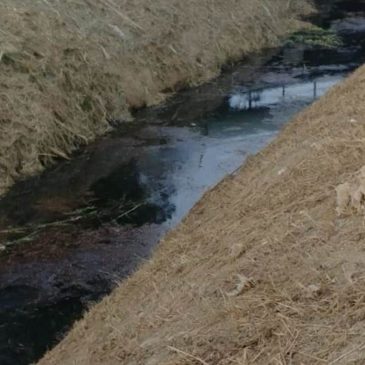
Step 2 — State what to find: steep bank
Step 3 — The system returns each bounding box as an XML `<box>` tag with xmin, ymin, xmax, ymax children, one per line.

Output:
<box><xmin>39</xmin><ymin>61</ymin><xmax>365</xmax><ymax>364</ymax></box>
<box><xmin>0</xmin><ymin>0</ymin><xmax>312</xmax><ymax>195</ymax></box>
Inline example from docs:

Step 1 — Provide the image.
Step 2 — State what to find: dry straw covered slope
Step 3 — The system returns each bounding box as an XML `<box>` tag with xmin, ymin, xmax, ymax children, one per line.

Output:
<box><xmin>40</xmin><ymin>64</ymin><xmax>365</xmax><ymax>364</ymax></box>
<box><xmin>0</xmin><ymin>0</ymin><xmax>312</xmax><ymax>195</ymax></box>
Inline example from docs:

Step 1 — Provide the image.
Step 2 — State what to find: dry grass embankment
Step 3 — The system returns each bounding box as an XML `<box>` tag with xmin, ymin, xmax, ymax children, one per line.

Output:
<box><xmin>0</xmin><ymin>0</ymin><xmax>312</xmax><ymax>195</ymax></box>
<box><xmin>39</xmin><ymin>63</ymin><xmax>365</xmax><ymax>364</ymax></box>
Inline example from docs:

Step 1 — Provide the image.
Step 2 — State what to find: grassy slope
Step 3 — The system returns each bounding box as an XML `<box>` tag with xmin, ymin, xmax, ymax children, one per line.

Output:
<box><xmin>39</xmin><ymin>64</ymin><xmax>365</xmax><ymax>364</ymax></box>
<box><xmin>0</xmin><ymin>0</ymin><xmax>311</xmax><ymax>195</ymax></box>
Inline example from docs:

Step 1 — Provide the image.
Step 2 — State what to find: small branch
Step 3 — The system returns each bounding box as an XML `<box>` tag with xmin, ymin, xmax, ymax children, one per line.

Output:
<box><xmin>114</xmin><ymin>203</ymin><xmax>143</xmax><ymax>221</ymax></box>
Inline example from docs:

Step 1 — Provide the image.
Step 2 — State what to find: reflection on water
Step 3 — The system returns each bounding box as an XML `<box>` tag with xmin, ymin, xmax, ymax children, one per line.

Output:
<box><xmin>229</xmin><ymin>75</ymin><xmax>343</xmax><ymax>110</ymax></box>
<box><xmin>127</xmin><ymin>74</ymin><xmax>345</xmax><ymax>228</ymax></box>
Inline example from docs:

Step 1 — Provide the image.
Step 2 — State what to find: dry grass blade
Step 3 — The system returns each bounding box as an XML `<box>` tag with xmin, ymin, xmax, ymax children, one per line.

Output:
<box><xmin>329</xmin><ymin>343</ymin><xmax>365</xmax><ymax>365</ymax></box>
<box><xmin>100</xmin><ymin>0</ymin><xmax>145</xmax><ymax>31</ymax></box>
<box><xmin>167</xmin><ymin>346</ymin><xmax>209</xmax><ymax>365</ymax></box>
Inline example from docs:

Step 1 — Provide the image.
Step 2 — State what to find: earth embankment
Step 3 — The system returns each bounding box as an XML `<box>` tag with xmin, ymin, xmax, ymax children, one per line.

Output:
<box><xmin>0</xmin><ymin>0</ymin><xmax>311</xmax><ymax>195</ymax></box>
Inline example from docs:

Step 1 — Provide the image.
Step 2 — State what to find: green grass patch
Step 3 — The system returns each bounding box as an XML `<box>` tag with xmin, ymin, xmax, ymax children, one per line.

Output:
<box><xmin>286</xmin><ymin>26</ymin><xmax>343</xmax><ymax>48</ymax></box>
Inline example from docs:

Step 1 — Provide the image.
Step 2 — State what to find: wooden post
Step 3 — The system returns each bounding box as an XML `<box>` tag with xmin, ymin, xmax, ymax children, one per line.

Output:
<box><xmin>313</xmin><ymin>81</ymin><xmax>317</xmax><ymax>99</ymax></box>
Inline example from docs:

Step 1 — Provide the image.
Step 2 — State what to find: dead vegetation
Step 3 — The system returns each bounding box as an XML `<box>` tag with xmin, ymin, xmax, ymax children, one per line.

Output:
<box><xmin>336</xmin><ymin>166</ymin><xmax>365</xmax><ymax>215</ymax></box>
<box><xmin>0</xmin><ymin>0</ymin><xmax>313</xmax><ymax>195</ymax></box>
<box><xmin>38</xmin><ymin>62</ymin><xmax>365</xmax><ymax>364</ymax></box>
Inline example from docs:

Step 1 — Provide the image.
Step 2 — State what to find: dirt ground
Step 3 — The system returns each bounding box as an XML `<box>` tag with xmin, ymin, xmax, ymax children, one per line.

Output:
<box><xmin>0</xmin><ymin>0</ymin><xmax>312</xmax><ymax>196</ymax></box>
<box><xmin>38</xmin><ymin>59</ymin><xmax>365</xmax><ymax>364</ymax></box>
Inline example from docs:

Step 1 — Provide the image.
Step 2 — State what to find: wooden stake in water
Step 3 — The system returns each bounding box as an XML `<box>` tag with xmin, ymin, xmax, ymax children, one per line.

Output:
<box><xmin>313</xmin><ymin>80</ymin><xmax>317</xmax><ymax>99</ymax></box>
